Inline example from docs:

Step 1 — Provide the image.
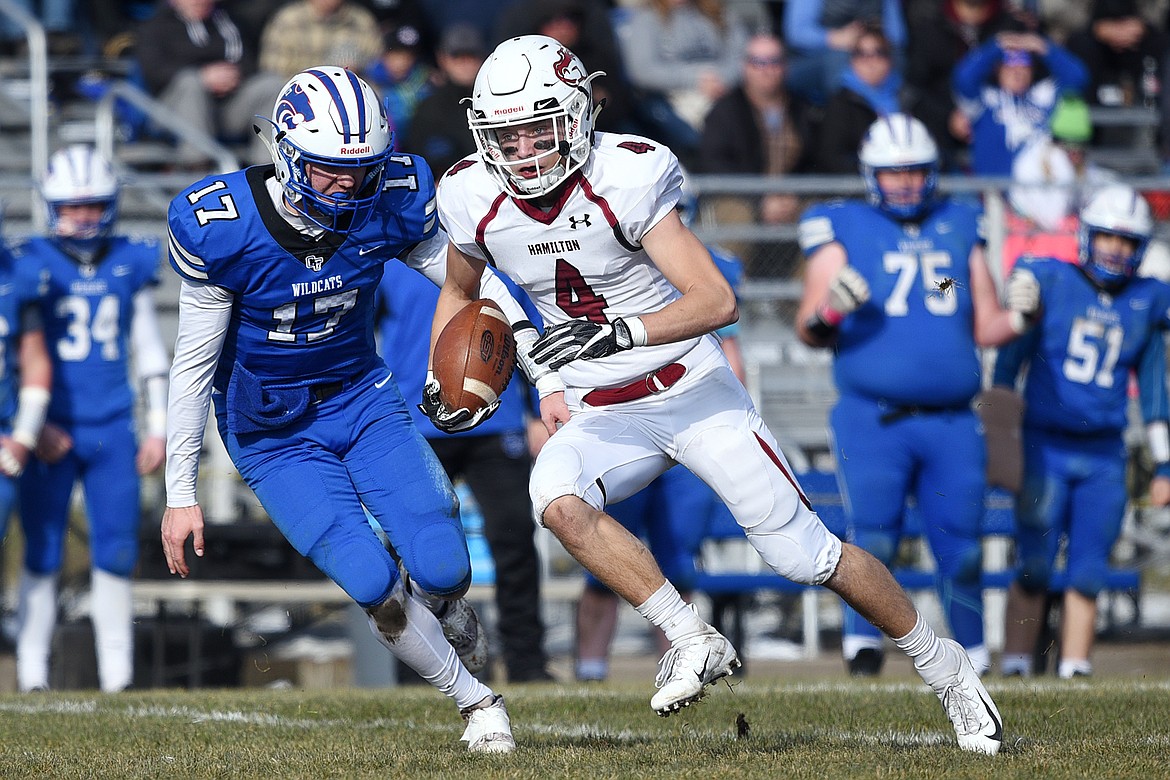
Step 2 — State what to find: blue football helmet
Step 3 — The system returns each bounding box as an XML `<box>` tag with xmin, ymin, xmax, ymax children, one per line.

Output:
<box><xmin>263</xmin><ymin>66</ymin><xmax>393</xmax><ymax>232</ymax></box>
<box><xmin>1078</xmin><ymin>184</ymin><xmax>1152</xmax><ymax>289</ymax></box>
<box><xmin>858</xmin><ymin>113</ymin><xmax>939</xmax><ymax>220</ymax></box>
<box><xmin>41</xmin><ymin>144</ymin><xmax>119</xmax><ymax>254</ymax></box>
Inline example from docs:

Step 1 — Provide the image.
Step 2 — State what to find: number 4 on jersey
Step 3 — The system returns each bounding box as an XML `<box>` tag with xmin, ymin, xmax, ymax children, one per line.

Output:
<box><xmin>555</xmin><ymin>258</ymin><xmax>608</xmax><ymax>323</ymax></box>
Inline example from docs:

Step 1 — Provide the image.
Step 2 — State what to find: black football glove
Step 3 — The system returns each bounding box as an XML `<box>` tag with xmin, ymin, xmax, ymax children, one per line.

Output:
<box><xmin>529</xmin><ymin>318</ymin><xmax>635</xmax><ymax>370</ymax></box>
<box><xmin>418</xmin><ymin>374</ymin><xmax>500</xmax><ymax>434</ymax></box>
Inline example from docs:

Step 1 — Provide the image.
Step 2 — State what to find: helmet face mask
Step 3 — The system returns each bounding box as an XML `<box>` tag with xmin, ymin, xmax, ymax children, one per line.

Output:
<box><xmin>266</xmin><ymin>67</ymin><xmax>393</xmax><ymax>232</ymax></box>
<box><xmin>42</xmin><ymin>145</ymin><xmax>119</xmax><ymax>252</ymax></box>
<box><xmin>1078</xmin><ymin>184</ymin><xmax>1152</xmax><ymax>288</ymax></box>
<box><xmin>468</xmin><ymin>35</ymin><xmax>601</xmax><ymax>199</ymax></box>
<box><xmin>858</xmin><ymin>114</ymin><xmax>939</xmax><ymax>220</ymax></box>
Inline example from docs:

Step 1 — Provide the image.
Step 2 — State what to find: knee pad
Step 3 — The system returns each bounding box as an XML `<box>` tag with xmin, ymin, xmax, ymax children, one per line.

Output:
<box><xmin>943</xmin><ymin>543</ymin><xmax>983</xmax><ymax>587</ymax></box>
<box><xmin>1066</xmin><ymin>569</ymin><xmax>1105</xmax><ymax>599</ymax></box>
<box><xmin>401</xmin><ymin>522</ymin><xmax>472</xmax><ymax>598</ymax></box>
<box><xmin>91</xmin><ymin>538</ymin><xmax>138</xmax><ymax>579</ymax></box>
<box><xmin>1016</xmin><ymin>559</ymin><xmax>1052</xmax><ymax>595</ymax></box>
<box><xmin>851</xmin><ymin>529</ymin><xmax>897</xmax><ymax>567</ymax></box>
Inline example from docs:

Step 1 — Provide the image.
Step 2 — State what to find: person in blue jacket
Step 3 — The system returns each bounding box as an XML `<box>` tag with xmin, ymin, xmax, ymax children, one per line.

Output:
<box><xmin>952</xmin><ymin>30</ymin><xmax>1088</xmax><ymax>176</ymax></box>
<box><xmin>994</xmin><ymin>184</ymin><xmax>1170</xmax><ymax>679</ymax></box>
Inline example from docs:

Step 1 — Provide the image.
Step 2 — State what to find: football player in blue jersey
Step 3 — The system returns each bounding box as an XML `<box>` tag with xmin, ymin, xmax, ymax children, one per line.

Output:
<box><xmin>160</xmin><ymin>66</ymin><xmax>522</xmax><ymax>752</ymax></box>
<box><xmin>12</xmin><ymin>145</ymin><xmax>168</xmax><ymax>693</ymax></box>
<box><xmin>0</xmin><ymin>224</ymin><xmax>53</xmax><ymax>624</ymax></box>
<box><xmin>994</xmin><ymin>185</ymin><xmax>1170</xmax><ymax>679</ymax></box>
<box><xmin>796</xmin><ymin>114</ymin><xmax>1041</xmax><ymax>677</ymax></box>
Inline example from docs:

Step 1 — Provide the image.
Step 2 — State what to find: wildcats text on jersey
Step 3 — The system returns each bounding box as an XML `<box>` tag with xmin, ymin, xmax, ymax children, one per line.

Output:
<box><xmin>292</xmin><ymin>274</ymin><xmax>345</xmax><ymax>298</ymax></box>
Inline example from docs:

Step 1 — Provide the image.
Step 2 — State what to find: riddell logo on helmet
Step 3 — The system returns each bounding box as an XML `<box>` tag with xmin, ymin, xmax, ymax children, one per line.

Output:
<box><xmin>493</xmin><ymin>106</ymin><xmax>527</xmax><ymax>115</ymax></box>
<box><xmin>338</xmin><ymin>146</ymin><xmax>372</xmax><ymax>155</ymax></box>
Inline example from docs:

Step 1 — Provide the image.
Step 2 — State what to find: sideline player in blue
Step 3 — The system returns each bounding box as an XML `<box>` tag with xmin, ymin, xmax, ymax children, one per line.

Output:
<box><xmin>377</xmin><ymin>261</ymin><xmax>552</xmax><ymax>683</ymax></box>
<box><xmin>994</xmin><ymin>185</ymin><xmax>1170</xmax><ymax>679</ymax></box>
<box><xmin>796</xmin><ymin>114</ymin><xmax>1041</xmax><ymax>676</ymax></box>
<box><xmin>13</xmin><ymin>145</ymin><xmax>169</xmax><ymax>693</ymax></box>
<box><xmin>0</xmin><ymin>220</ymin><xmax>53</xmax><ymax>617</ymax></box>
<box><xmin>161</xmin><ymin>67</ymin><xmax>528</xmax><ymax>752</ymax></box>
<box><xmin>574</xmin><ymin>193</ymin><xmax>748</xmax><ymax>682</ymax></box>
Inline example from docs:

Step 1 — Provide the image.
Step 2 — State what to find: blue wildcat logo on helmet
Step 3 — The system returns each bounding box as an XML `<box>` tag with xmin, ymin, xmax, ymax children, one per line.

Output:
<box><xmin>275</xmin><ymin>83</ymin><xmax>315</xmax><ymax>131</ymax></box>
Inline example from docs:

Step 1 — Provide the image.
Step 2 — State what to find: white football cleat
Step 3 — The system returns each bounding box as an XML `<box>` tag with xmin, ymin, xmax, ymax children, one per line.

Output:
<box><xmin>650</xmin><ymin>628</ymin><xmax>740</xmax><ymax>716</ymax></box>
<box><xmin>440</xmin><ymin>598</ymin><xmax>488</xmax><ymax>674</ymax></box>
<box><xmin>460</xmin><ymin>695</ymin><xmax>515</xmax><ymax>754</ymax></box>
<box><xmin>933</xmin><ymin>639</ymin><xmax>1003</xmax><ymax>755</ymax></box>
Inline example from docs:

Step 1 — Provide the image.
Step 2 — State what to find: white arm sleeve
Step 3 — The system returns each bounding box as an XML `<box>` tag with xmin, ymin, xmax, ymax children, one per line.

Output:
<box><xmin>165</xmin><ymin>279</ymin><xmax>232</xmax><ymax>508</ymax></box>
<box><xmin>131</xmin><ymin>288</ymin><xmax>171</xmax><ymax>437</ymax></box>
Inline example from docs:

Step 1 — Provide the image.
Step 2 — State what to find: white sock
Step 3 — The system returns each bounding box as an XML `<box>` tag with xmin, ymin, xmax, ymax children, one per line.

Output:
<box><xmin>841</xmin><ymin>634</ymin><xmax>884</xmax><ymax>661</ymax></box>
<box><xmin>576</xmin><ymin>658</ymin><xmax>608</xmax><ymax>681</ymax></box>
<box><xmin>965</xmin><ymin>644</ymin><xmax>991</xmax><ymax>677</ymax></box>
<box><xmin>635</xmin><ymin>581</ymin><xmax>708</xmax><ymax>645</ymax></box>
<box><xmin>892</xmin><ymin>612</ymin><xmax>955</xmax><ymax>690</ymax></box>
<box><xmin>91</xmin><ymin>569</ymin><xmax>134</xmax><ymax>692</ymax></box>
<box><xmin>16</xmin><ymin>570</ymin><xmax>58</xmax><ymax>692</ymax></box>
<box><xmin>366</xmin><ymin>579</ymin><xmax>492</xmax><ymax>710</ymax></box>
<box><xmin>1001</xmin><ymin>653</ymin><xmax>1032</xmax><ymax>677</ymax></box>
<box><xmin>1058</xmin><ymin>659</ymin><xmax>1092</xmax><ymax>679</ymax></box>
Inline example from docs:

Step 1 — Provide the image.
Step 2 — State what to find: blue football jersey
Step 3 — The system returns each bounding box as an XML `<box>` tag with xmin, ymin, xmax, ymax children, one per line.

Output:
<box><xmin>993</xmin><ymin>258</ymin><xmax>1170</xmax><ymax>434</ymax></box>
<box><xmin>16</xmin><ymin>236</ymin><xmax>160</xmax><ymax>425</ymax></box>
<box><xmin>709</xmin><ymin>244</ymin><xmax>743</xmax><ymax>339</ymax></box>
<box><xmin>0</xmin><ymin>245</ymin><xmax>40</xmax><ymax>423</ymax></box>
<box><xmin>799</xmin><ymin>198</ymin><xmax>985</xmax><ymax>406</ymax></box>
<box><xmin>167</xmin><ymin>158</ymin><xmax>436</xmax><ymax>391</ymax></box>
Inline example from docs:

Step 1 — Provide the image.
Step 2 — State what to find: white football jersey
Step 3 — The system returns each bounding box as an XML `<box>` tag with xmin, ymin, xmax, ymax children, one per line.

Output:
<box><xmin>438</xmin><ymin>132</ymin><xmax>714</xmax><ymax>390</ymax></box>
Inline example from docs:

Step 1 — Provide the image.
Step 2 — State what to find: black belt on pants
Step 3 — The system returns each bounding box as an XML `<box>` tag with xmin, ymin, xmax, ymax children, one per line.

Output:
<box><xmin>878</xmin><ymin>404</ymin><xmax>967</xmax><ymax>425</ymax></box>
<box><xmin>309</xmin><ymin>381</ymin><xmax>345</xmax><ymax>405</ymax></box>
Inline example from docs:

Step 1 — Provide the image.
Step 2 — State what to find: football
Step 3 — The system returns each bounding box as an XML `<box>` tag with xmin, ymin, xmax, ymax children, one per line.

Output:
<box><xmin>433</xmin><ymin>299</ymin><xmax>516</xmax><ymax>413</ymax></box>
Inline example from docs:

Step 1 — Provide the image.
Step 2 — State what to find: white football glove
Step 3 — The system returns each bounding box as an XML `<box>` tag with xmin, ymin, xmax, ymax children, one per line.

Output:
<box><xmin>418</xmin><ymin>373</ymin><xmax>500</xmax><ymax>434</ymax></box>
<box><xmin>825</xmin><ymin>265</ymin><xmax>871</xmax><ymax>319</ymax></box>
<box><xmin>1005</xmin><ymin>268</ymin><xmax>1041</xmax><ymax>333</ymax></box>
<box><xmin>529</xmin><ymin>317</ymin><xmax>645</xmax><ymax>370</ymax></box>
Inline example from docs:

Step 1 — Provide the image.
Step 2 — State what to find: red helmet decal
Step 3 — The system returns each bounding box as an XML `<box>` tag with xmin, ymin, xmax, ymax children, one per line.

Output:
<box><xmin>552</xmin><ymin>48</ymin><xmax>586</xmax><ymax>86</ymax></box>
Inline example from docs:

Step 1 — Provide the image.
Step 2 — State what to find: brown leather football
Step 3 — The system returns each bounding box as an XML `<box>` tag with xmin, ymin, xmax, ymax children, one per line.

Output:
<box><xmin>434</xmin><ymin>299</ymin><xmax>516</xmax><ymax>412</ymax></box>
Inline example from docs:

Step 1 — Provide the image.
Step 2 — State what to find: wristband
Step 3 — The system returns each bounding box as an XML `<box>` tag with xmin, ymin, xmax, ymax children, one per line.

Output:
<box><xmin>535</xmin><ymin>372</ymin><xmax>565</xmax><ymax>399</ymax></box>
<box><xmin>805</xmin><ymin>309</ymin><xmax>840</xmax><ymax>341</ymax></box>
<box><xmin>11</xmin><ymin>386</ymin><xmax>50</xmax><ymax>450</ymax></box>
<box><xmin>1008</xmin><ymin>311</ymin><xmax>1030</xmax><ymax>335</ymax></box>
<box><xmin>1155</xmin><ymin>461</ymin><xmax>1170</xmax><ymax>480</ymax></box>
<box><xmin>624</xmin><ymin>316</ymin><xmax>648</xmax><ymax>347</ymax></box>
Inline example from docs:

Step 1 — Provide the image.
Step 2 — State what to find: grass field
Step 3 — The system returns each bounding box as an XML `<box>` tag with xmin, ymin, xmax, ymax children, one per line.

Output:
<box><xmin>0</xmin><ymin>676</ymin><xmax>1166</xmax><ymax>779</ymax></box>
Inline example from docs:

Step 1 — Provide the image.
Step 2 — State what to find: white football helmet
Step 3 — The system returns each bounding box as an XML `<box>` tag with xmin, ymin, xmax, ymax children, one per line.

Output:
<box><xmin>41</xmin><ymin>144</ymin><xmax>119</xmax><ymax>249</ymax></box>
<box><xmin>858</xmin><ymin>113</ymin><xmax>939</xmax><ymax>220</ymax></box>
<box><xmin>1078</xmin><ymin>183</ymin><xmax>1152</xmax><ymax>288</ymax></box>
<box><xmin>467</xmin><ymin>35</ymin><xmax>603</xmax><ymax>199</ymax></box>
<box><xmin>264</xmin><ymin>66</ymin><xmax>393</xmax><ymax>232</ymax></box>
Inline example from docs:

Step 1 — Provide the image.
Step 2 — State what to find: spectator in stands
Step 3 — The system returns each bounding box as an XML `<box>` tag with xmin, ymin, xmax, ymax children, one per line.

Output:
<box><xmin>575</xmin><ymin>196</ymin><xmax>745</xmax><ymax>682</ymax></box>
<box><xmin>494</xmin><ymin>0</ymin><xmax>636</xmax><ymax>134</ymax></box>
<box><xmin>259</xmin><ymin>0</ymin><xmax>383</xmax><ymax>80</ymax></box>
<box><xmin>377</xmin><ymin>262</ymin><xmax>553</xmax><ymax>684</ymax></box>
<box><xmin>994</xmin><ymin>184</ymin><xmax>1170</xmax><ymax>679</ymax></box>
<box><xmin>1066</xmin><ymin>0</ymin><xmax>1166</xmax><ymax>115</ymax></box>
<box><xmin>699</xmin><ymin>33</ymin><xmax>813</xmax><ymax>276</ymax></box>
<box><xmin>795</xmin><ymin>114</ymin><xmax>1040</xmax><ymax>677</ymax></box>
<box><xmin>0</xmin><ymin>0</ymin><xmax>82</xmax><ymax>55</ymax></box>
<box><xmin>135</xmin><ymin>0</ymin><xmax>285</xmax><ymax>167</ymax></box>
<box><xmin>817</xmin><ymin>26</ymin><xmax>905</xmax><ymax>174</ymax></box>
<box><xmin>952</xmin><ymin>31</ymin><xmax>1089</xmax><ymax>176</ymax></box>
<box><xmin>364</xmin><ymin>22</ymin><xmax>435</xmax><ymax>142</ymax></box>
<box><xmin>404</xmin><ymin>23</ymin><xmax>485</xmax><ymax>181</ymax></box>
<box><xmin>905</xmin><ymin>0</ymin><xmax>1033</xmax><ymax>171</ymax></box>
<box><xmin>15</xmin><ymin>146</ymin><xmax>169</xmax><ymax>693</ymax></box>
<box><xmin>618</xmin><ymin>0</ymin><xmax>749</xmax><ymax>162</ymax></box>
<box><xmin>1049</xmin><ymin>95</ymin><xmax>1121</xmax><ymax>210</ymax></box>
<box><xmin>782</xmin><ymin>0</ymin><xmax>907</xmax><ymax>107</ymax></box>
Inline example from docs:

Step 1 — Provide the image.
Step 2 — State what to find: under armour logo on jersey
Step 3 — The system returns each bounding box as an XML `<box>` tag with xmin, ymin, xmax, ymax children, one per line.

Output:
<box><xmin>304</xmin><ymin>255</ymin><xmax>325</xmax><ymax>272</ymax></box>
<box><xmin>569</xmin><ymin>214</ymin><xmax>592</xmax><ymax>230</ymax></box>
<box><xmin>80</xmin><ymin>263</ymin><xmax>97</xmax><ymax>279</ymax></box>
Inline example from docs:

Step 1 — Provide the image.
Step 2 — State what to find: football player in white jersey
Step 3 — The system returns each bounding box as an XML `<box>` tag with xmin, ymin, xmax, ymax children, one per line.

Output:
<box><xmin>426</xmin><ymin>35</ymin><xmax>1003</xmax><ymax>753</ymax></box>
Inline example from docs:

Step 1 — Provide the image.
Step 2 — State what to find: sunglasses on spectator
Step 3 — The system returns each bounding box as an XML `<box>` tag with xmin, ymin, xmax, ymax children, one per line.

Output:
<box><xmin>747</xmin><ymin>56</ymin><xmax>785</xmax><ymax>67</ymax></box>
<box><xmin>852</xmin><ymin>47</ymin><xmax>889</xmax><ymax>59</ymax></box>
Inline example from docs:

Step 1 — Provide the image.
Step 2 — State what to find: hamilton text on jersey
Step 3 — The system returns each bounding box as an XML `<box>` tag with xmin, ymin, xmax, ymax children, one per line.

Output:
<box><xmin>527</xmin><ymin>239</ymin><xmax>581</xmax><ymax>256</ymax></box>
